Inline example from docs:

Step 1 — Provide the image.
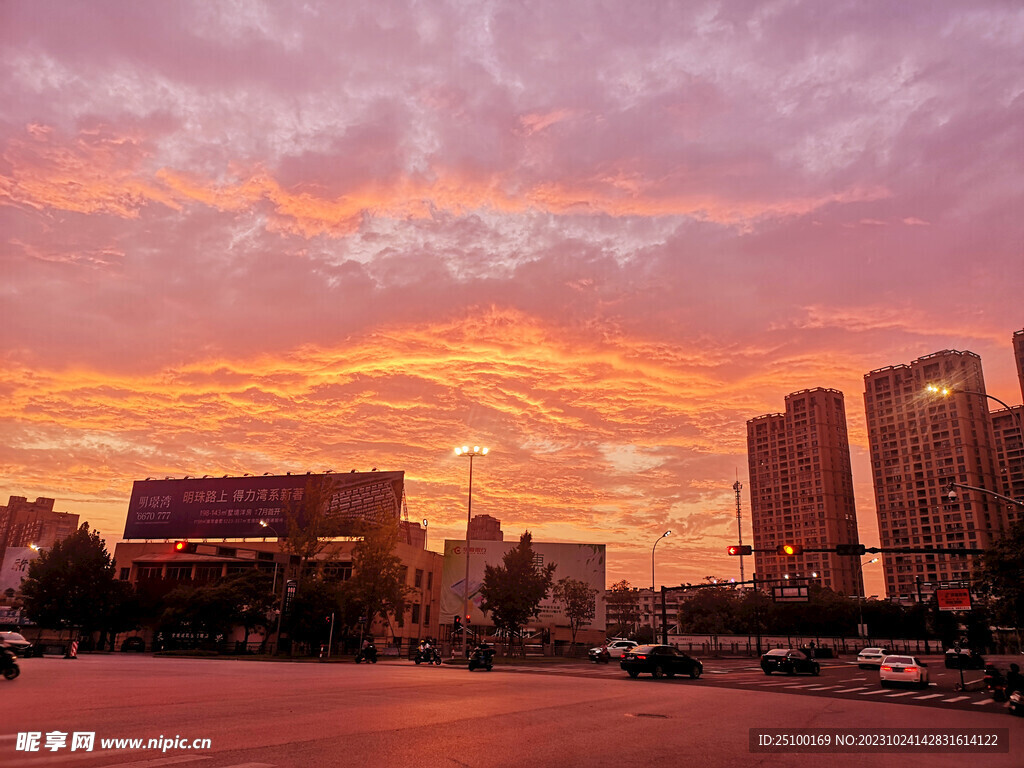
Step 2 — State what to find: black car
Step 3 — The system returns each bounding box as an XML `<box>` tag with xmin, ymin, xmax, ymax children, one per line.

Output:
<box><xmin>120</xmin><ymin>637</ymin><xmax>146</xmax><ymax>653</ymax></box>
<box><xmin>0</xmin><ymin>631</ymin><xmax>34</xmax><ymax>657</ymax></box>
<box><xmin>944</xmin><ymin>648</ymin><xmax>985</xmax><ymax>670</ymax></box>
<box><xmin>620</xmin><ymin>645</ymin><xmax>703</xmax><ymax>680</ymax></box>
<box><xmin>760</xmin><ymin>648</ymin><xmax>821</xmax><ymax>676</ymax></box>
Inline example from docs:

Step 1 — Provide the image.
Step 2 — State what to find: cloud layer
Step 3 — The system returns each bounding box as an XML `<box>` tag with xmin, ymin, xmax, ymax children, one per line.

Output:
<box><xmin>2</xmin><ymin>1</ymin><xmax>1023</xmax><ymax>592</ymax></box>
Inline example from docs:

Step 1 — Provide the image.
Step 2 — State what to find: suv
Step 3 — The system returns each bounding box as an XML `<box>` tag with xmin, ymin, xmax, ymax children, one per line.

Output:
<box><xmin>0</xmin><ymin>631</ymin><xmax>34</xmax><ymax>656</ymax></box>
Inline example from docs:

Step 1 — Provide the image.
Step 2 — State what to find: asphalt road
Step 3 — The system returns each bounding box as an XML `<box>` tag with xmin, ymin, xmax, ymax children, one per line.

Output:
<box><xmin>2</xmin><ymin>655</ymin><xmax>1021</xmax><ymax>768</ymax></box>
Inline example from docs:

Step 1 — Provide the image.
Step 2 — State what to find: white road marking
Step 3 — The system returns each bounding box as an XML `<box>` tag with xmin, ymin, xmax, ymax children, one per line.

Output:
<box><xmin>885</xmin><ymin>691</ymin><xmax>919</xmax><ymax>697</ymax></box>
<box><xmin>858</xmin><ymin>689</ymin><xmax>890</xmax><ymax>695</ymax></box>
<box><xmin>972</xmin><ymin>699</ymin><xmax>995</xmax><ymax>706</ymax></box>
<box><xmin>834</xmin><ymin>687</ymin><xmax>869</xmax><ymax>693</ymax></box>
<box><xmin>942</xmin><ymin>696</ymin><xmax>970</xmax><ymax>703</ymax></box>
<box><xmin>914</xmin><ymin>694</ymin><xmax>943</xmax><ymax>700</ymax></box>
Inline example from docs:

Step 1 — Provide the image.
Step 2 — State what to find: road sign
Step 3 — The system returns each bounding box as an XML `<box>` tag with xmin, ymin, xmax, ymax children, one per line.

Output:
<box><xmin>772</xmin><ymin>585</ymin><xmax>809</xmax><ymax>602</ymax></box>
<box><xmin>935</xmin><ymin>588</ymin><xmax>972</xmax><ymax>611</ymax></box>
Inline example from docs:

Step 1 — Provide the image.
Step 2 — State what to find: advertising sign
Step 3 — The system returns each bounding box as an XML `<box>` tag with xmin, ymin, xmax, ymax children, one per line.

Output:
<box><xmin>123</xmin><ymin>472</ymin><xmax>404</xmax><ymax>540</ymax></box>
<box><xmin>772</xmin><ymin>585</ymin><xmax>809</xmax><ymax>602</ymax></box>
<box><xmin>936</xmin><ymin>588</ymin><xmax>973</xmax><ymax>611</ymax></box>
<box><xmin>0</xmin><ymin>546</ymin><xmax>42</xmax><ymax>594</ymax></box>
<box><xmin>441</xmin><ymin>540</ymin><xmax>606</xmax><ymax>628</ymax></box>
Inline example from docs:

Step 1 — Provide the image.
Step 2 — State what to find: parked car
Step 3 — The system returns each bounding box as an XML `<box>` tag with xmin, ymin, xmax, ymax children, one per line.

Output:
<box><xmin>589</xmin><ymin>639</ymin><xmax>638</xmax><ymax>661</ymax></box>
<box><xmin>120</xmin><ymin>637</ymin><xmax>146</xmax><ymax>653</ymax></box>
<box><xmin>620</xmin><ymin>645</ymin><xmax>703</xmax><ymax>679</ymax></box>
<box><xmin>880</xmin><ymin>654</ymin><xmax>929</xmax><ymax>688</ymax></box>
<box><xmin>856</xmin><ymin>647</ymin><xmax>890</xmax><ymax>669</ymax></box>
<box><xmin>760</xmin><ymin>648</ymin><xmax>821</xmax><ymax>676</ymax></box>
<box><xmin>0</xmin><ymin>632</ymin><xmax>34</xmax><ymax>656</ymax></box>
<box><xmin>944</xmin><ymin>648</ymin><xmax>985</xmax><ymax>670</ymax></box>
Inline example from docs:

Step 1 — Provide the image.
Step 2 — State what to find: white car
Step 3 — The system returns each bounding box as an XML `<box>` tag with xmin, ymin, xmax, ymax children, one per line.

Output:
<box><xmin>879</xmin><ymin>655</ymin><xmax>929</xmax><ymax>688</ymax></box>
<box><xmin>589</xmin><ymin>639</ymin><xmax>638</xmax><ymax>660</ymax></box>
<box><xmin>856</xmin><ymin>647</ymin><xmax>890</xmax><ymax>669</ymax></box>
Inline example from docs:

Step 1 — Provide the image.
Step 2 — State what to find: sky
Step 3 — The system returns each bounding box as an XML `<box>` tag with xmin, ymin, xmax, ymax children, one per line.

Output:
<box><xmin>2</xmin><ymin>1</ymin><xmax>1023</xmax><ymax>598</ymax></box>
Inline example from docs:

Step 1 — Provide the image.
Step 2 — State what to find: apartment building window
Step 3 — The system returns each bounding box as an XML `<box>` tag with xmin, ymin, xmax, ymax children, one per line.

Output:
<box><xmin>414</xmin><ymin>569</ymin><xmax>424</xmax><ymax>588</ymax></box>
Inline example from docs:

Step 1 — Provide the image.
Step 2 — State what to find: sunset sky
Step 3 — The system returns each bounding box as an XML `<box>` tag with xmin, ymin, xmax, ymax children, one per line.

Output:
<box><xmin>2</xmin><ymin>1</ymin><xmax>1022</xmax><ymax>596</ymax></box>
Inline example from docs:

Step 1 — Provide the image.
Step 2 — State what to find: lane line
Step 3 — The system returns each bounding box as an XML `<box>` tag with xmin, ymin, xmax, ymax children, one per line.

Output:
<box><xmin>833</xmin><ymin>687</ymin><xmax>869</xmax><ymax>693</ymax></box>
<box><xmin>858</xmin><ymin>690</ymin><xmax>890</xmax><ymax>695</ymax></box>
<box><xmin>942</xmin><ymin>696</ymin><xmax>970</xmax><ymax>703</ymax></box>
<box><xmin>914</xmin><ymin>694</ymin><xmax>943</xmax><ymax>700</ymax></box>
<box><xmin>972</xmin><ymin>699</ymin><xmax>995</xmax><ymax>706</ymax></box>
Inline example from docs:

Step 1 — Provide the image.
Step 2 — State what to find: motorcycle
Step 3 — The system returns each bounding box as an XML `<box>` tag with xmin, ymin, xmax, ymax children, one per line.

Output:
<box><xmin>468</xmin><ymin>643</ymin><xmax>494</xmax><ymax>672</ymax></box>
<box><xmin>0</xmin><ymin>645</ymin><xmax>20</xmax><ymax>680</ymax></box>
<box><xmin>415</xmin><ymin>644</ymin><xmax>442</xmax><ymax>666</ymax></box>
<box><xmin>984</xmin><ymin>665</ymin><xmax>1007</xmax><ymax>702</ymax></box>
<box><xmin>1008</xmin><ymin>690</ymin><xmax>1023</xmax><ymax>717</ymax></box>
<box><xmin>355</xmin><ymin>642</ymin><xmax>378</xmax><ymax>664</ymax></box>
<box><xmin>589</xmin><ymin>646</ymin><xmax>611</xmax><ymax>664</ymax></box>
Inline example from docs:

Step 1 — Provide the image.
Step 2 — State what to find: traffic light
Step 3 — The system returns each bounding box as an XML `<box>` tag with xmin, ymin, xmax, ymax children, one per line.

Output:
<box><xmin>465</xmin><ymin>615</ymin><xmax>472</xmax><ymax>626</ymax></box>
<box><xmin>776</xmin><ymin>543</ymin><xmax>803</xmax><ymax>556</ymax></box>
<box><xmin>453</xmin><ymin>615</ymin><xmax>462</xmax><ymax>632</ymax></box>
<box><xmin>835</xmin><ymin>544</ymin><xmax>866</xmax><ymax>556</ymax></box>
<box><xmin>173</xmin><ymin>541</ymin><xmax>196</xmax><ymax>553</ymax></box>
<box><xmin>727</xmin><ymin>545</ymin><xmax>752</xmax><ymax>556</ymax></box>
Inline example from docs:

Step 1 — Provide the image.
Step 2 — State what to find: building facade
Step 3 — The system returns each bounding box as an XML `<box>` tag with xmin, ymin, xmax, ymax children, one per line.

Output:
<box><xmin>467</xmin><ymin>514</ymin><xmax>503</xmax><ymax>541</ymax></box>
<box><xmin>747</xmin><ymin>388</ymin><xmax>863</xmax><ymax>596</ymax></box>
<box><xmin>0</xmin><ymin>496</ymin><xmax>80</xmax><ymax>553</ymax></box>
<box><xmin>864</xmin><ymin>350</ymin><xmax>1008</xmax><ymax>602</ymax></box>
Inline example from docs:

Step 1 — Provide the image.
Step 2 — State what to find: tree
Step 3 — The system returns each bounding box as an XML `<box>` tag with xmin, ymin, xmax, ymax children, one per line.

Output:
<box><xmin>975</xmin><ymin>520</ymin><xmax>1024</xmax><ymax>638</ymax></box>
<box><xmin>677</xmin><ymin>588</ymin><xmax>741</xmax><ymax>634</ymax></box>
<box><xmin>605</xmin><ymin>580</ymin><xmax>641</xmax><ymax>637</ymax></box>
<box><xmin>553</xmin><ymin>577</ymin><xmax>597</xmax><ymax>649</ymax></box>
<box><xmin>19</xmin><ymin>523</ymin><xmax>120</xmax><ymax>642</ymax></box>
<box><xmin>337</xmin><ymin>520</ymin><xmax>413</xmax><ymax>643</ymax></box>
<box><xmin>479</xmin><ymin>531</ymin><xmax>556</xmax><ymax>654</ymax></box>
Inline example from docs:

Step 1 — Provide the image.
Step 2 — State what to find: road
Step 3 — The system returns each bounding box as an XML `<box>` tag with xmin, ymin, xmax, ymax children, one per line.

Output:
<box><xmin>1</xmin><ymin>654</ymin><xmax>1020</xmax><ymax>768</ymax></box>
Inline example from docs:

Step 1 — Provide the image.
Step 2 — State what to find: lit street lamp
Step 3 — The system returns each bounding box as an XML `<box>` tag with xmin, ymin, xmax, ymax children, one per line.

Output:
<box><xmin>858</xmin><ymin>557</ymin><xmax>880</xmax><ymax>637</ymax></box>
<box><xmin>259</xmin><ymin>520</ymin><xmax>288</xmax><ymax>653</ymax></box>
<box><xmin>456</xmin><ymin>445</ymin><xmax>488</xmax><ymax>656</ymax></box>
<box><xmin>651</xmin><ymin>530</ymin><xmax>671</xmax><ymax>643</ymax></box>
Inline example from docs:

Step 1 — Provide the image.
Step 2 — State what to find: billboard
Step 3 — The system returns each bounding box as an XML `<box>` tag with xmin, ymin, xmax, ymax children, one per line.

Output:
<box><xmin>441</xmin><ymin>540</ymin><xmax>606</xmax><ymax>628</ymax></box>
<box><xmin>1</xmin><ymin>546</ymin><xmax>42</xmax><ymax>594</ymax></box>
<box><xmin>123</xmin><ymin>472</ymin><xmax>404</xmax><ymax>540</ymax></box>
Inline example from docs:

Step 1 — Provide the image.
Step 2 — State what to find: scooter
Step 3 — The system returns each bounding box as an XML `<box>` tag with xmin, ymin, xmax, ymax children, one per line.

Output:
<box><xmin>0</xmin><ymin>645</ymin><xmax>20</xmax><ymax>680</ymax></box>
<box><xmin>984</xmin><ymin>665</ymin><xmax>1007</xmax><ymax>702</ymax></box>
<box><xmin>589</xmin><ymin>646</ymin><xmax>611</xmax><ymax>664</ymax></box>
<box><xmin>1008</xmin><ymin>690</ymin><xmax>1023</xmax><ymax>717</ymax></box>
<box><xmin>415</xmin><ymin>645</ymin><xmax>442</xmax><ymax>665</ymax></box>
<box><xmin>468</xmin><ymin>643</ymin><xmax>494</xmax><ymax>671</ymax></box>
<box><xmin>355</xmin><ymin>642</ymin><xmax>378</xmax><ymax>664</ymax></box>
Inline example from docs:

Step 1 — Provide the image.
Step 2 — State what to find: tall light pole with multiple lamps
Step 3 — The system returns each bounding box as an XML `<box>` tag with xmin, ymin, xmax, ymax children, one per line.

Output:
<box><xmin>651</xmin><ymin>530</ymin><xmax>671</xmax><ymax>643</ymax></box>
<box><xmin>455</xmin><ymin>445</ymin><xmax>488</xmax><ymax>656</ymax></box>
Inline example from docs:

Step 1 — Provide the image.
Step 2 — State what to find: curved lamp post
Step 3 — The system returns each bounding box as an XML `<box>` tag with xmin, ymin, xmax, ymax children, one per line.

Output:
<box><xmin>259</xmin><ymin>520</ymin><xmax>288</xmax><ymax>653</ymax></box>
<box><xmin>455</xmin><ymin>445</ymin><xmax>488</xmax><ymax>656</ymax></box>
<box><xmin>857</xmin><ymin>557</ymin><xmax>879</xmax><ymax>637</ymax></box>
<box><xmin>651</xmin><ymin>530</ymin><xmax>671</xmax><ymax>643</ymax></box>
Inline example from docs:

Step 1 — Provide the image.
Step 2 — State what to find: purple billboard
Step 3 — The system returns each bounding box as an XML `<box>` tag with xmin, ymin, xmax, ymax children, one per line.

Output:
<box><xmin>124</xmin><ymin>471</ymin><xmax>404</xmax><ymax>540</ymax></box>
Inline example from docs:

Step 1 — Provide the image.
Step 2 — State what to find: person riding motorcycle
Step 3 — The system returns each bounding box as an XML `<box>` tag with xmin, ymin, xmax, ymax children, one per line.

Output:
<box><xmin>0</xmin><ymin>640</ymin><xmax>20</xmax><ymax>680</ymax></box>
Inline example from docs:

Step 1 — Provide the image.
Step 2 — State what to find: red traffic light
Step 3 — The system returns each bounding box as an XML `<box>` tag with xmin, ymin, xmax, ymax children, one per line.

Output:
<box><xmin>465</xmin><ymin>615</ymin><xmax>472</xmax><ymax>625</ymax></box>
<box><xmin>174</xmin><ymin>541</ymin><xmax>188</xmax><ymax>552</ymax></box>
<box><xmin>776</xmin><ymin>543</ymin><xmax>803</xmax><ymax>556</ymax></box>
<box><xmin>727</xmin><ymin>545</ymin><xmax>752</xmax><ymax>556</ymax></box>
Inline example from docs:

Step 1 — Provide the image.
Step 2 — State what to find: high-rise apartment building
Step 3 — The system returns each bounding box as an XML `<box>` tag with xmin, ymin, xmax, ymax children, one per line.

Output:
<box><xmin>993</xmin><ymin>329</ymin><xmax>1024</xmax><ymax>527</ymax></box>
<box><xmin>864</xmin><ymin>350</ymin><xmax>1007</xmax><ymax>601</ymax></box>
<box><xmin>0</xmin><ymin>496</ymin><xmax>80</xmax><ymax>553</ymax></box>
<box><xmin>747</xmin><ymin>388</ymin><xmax>863</xmax><ymax>596</ymax></box>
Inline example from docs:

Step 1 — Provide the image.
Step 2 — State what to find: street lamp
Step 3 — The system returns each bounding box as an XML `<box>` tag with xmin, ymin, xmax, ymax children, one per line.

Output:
<box><xmin>259</xmin><ymin>520</ymin><xmax>288</xmax><ymax>653</ymax></box>
<box><xmin>651</xmin><ymin>530</ymin><xmax>671</xmax><ymax>643</ymax></box>
<box><xmin>456</xmin><ymin>445</ymin><xmax>488</xmax><ymax>656</ymax></box>
<box><xmin>857</xmin><ymin>557</ymin><xmax>880</xmax><ymax>638</ymax></box>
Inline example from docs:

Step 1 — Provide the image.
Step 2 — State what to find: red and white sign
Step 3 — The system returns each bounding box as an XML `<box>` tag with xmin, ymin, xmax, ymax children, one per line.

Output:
<box><xmin>935</xmin><ymin>588</ymin><xmax>972</xmax><ymax>611</ymax></box>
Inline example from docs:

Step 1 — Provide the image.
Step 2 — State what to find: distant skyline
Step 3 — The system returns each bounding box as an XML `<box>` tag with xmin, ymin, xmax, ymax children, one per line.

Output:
<box><xmin>2</xmin><ymin>2</ymin><xmax>1023</xmax><ymax>596</ymax></box>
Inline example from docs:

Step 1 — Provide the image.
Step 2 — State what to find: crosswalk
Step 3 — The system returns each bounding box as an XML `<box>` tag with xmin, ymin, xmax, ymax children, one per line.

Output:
<box><xmin>493</xmin><ymin>662</ymin><xmax>1008</xmax><ymax>709</ymax></box>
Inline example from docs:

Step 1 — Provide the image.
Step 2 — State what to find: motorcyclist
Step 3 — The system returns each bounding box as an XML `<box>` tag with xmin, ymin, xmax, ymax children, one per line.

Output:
<box><xmin>1007</xmin><ymin>663</ymin><xmax>1023</xmax><ymax>695</ymax></box>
